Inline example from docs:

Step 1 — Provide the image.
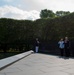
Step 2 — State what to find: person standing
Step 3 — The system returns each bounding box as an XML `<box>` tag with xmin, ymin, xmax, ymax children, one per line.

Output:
<box><xmin>58</xmin><ymin>38</ymin><xmax>64</xmax><ymax>56</ymax></box>
<box><xmin>35</xmin><ymin>38</ymin><xmax>40</xmax><ymax>53</ymax></box>
<box><xmin>64</xmin><ymin>37</ymin><xmax>70</xmax><ymax>57</ymax></box>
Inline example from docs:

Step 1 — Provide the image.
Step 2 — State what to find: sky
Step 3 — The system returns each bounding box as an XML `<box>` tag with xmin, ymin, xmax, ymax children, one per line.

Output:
<box><xmin>0</xmin><ymin>0</ymin><xmax>74</xmax><ymax>20</ymax></box>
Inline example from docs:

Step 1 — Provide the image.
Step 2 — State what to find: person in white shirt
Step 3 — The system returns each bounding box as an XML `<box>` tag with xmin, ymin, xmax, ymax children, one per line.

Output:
<box><xmin>58</xmin><ymin>38</ymin><xmax>64</xmax><ymax>56</ymax></box>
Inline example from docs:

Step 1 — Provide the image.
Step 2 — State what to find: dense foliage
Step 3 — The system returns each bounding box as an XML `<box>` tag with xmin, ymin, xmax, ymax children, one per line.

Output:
<box><xmin>0</xmin><ymin>12</ymin><xmax>74</xmax><ymax>52</ymax></box>
<box><xmin>40</xmin><ymin>9</ymin><xmax>70</xmax><ymax>19</ymax></box>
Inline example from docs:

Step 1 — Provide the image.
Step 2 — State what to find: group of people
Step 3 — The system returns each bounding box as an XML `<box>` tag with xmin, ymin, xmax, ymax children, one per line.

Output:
<box><xmin>35</xmin><ymin>37</ymin><xmax>70</xmax><ymax>58</ymax></box>
<box><xmin>58</xmin><ymin>37</ymin><xmax>70</xmax><ymax>57</ymax></box>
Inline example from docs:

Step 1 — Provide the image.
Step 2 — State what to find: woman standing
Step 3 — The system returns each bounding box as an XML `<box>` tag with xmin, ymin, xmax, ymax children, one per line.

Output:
<box><xmin>58</xmin><ymin>38</ymin><xmax>64</xmax><ymax>56</ymax></box>
<box><xmin>35</xmin><ymin>38</ymin><xmax>40</xmax><ymax>53</ymax></box>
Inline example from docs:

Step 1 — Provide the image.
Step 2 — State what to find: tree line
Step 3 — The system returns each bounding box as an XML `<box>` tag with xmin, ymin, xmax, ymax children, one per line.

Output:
<box><xmin>0</xmin><ymin>10</ymin><xmax>74</xmax><ymax>52</ymax></box>
<box><xmin>40</xmin><ymin>9</ymin><xmax>70</xmax><ymax>19</ymax></box>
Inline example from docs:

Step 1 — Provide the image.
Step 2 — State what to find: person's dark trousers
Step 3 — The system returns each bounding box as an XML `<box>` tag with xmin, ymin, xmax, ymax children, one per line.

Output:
<box><xmin>60</xmin><ymin>48</ymin><xmax>64</xmax><ymax>56</ymax></box>
<box><xmin>65</xmin><ymin>48</ymin><xmax>70</xmax><ymax>57</ymax></box>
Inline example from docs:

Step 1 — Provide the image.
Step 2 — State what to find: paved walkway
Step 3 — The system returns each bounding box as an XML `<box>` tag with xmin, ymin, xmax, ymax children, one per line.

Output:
<box><xmin>0</xmin><ymin>53</ymin><xmax>74</xmax><ymax>75</ymax></box>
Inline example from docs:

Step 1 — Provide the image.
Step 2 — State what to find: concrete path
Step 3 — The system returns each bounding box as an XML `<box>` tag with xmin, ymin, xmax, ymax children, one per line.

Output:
<box><xmin>0</xmin><ymin>50</ymin><xmax>33</xmax><ymax>69</ymax></box>
<box><xmin>0</xmin><ymin>53</ymin><xmax>74</xmax><ymax>75</ymax></box>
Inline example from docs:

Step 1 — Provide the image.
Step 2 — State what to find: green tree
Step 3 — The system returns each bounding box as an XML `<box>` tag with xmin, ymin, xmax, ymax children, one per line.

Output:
<box><xmin>56</xmin><ymin>11</ymin><xmax>70</xmax><ymax>17</ymax></box>
<box><xmin>40</xmin><ymin>9</ymin><xmax>55</xmax><ymax>19</ymax></box>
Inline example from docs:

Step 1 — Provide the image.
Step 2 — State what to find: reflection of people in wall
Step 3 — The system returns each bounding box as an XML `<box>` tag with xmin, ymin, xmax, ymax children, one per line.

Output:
<box><xmin>35</xmin><ymin>38</ymin><xmax>40</xmax><ymax>53</ymax></box>
<box><xmin>58</xmin><ymin>38</ymin><xmax>64</xmax><ymax>56</ymax></box>
<box><xmin>64</xmin><ymin>37</ymin><xmax>70</xmax><ymax>57</ymax></box>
